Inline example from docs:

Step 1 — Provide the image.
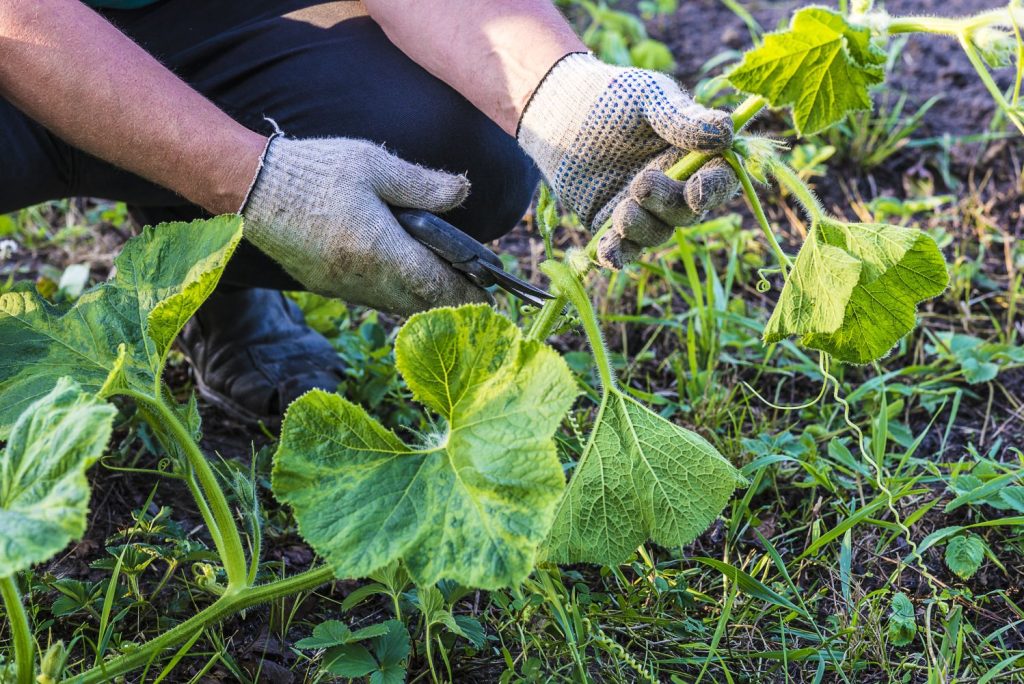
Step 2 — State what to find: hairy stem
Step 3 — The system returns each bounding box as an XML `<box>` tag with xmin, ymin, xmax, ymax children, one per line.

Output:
<box><xmin>958</xmin><ymin>30</ymin><xmax>1024</xmax><ymax>135</ymax></box>
<box><xmin>887</xmin><ymin>7</ymin><xmax>1024</xmax><ymax>35</ymax></box>
<box><xmin>158</xmin><ymin>397</ymin><xmax>248</xmax><ymax>590</ymax></box>
<box><xmin>65</xmin><ymin>565</ymin><xmax>336</xmax><ymax>684</ymax></box>
<box><xmin>126</xmin><ymin>390</ymin><xmax>249</xmax><ymax>590</ymax></box>
<box><xmin>722</xmin><ymin>151</ymin><xmax>792</xmax><ymax>279</ymax></box>
<box><xmin>541</xmin><ymin>261</ymin><xmax>617</xmax><ymax>390</ymax></box>
<box><xmin>0</xmin><ymin>576</ymin><xmax>35</xmax><ymax>684</ymax></box>
<box><xmin>765</xmin><ymin>159</ymin><xmax>825</xmax><ymax>221</ymax></box>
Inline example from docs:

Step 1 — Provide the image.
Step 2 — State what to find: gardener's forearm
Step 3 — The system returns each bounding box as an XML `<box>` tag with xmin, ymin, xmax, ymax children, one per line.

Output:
<box><xmin>363</xmin><ymin>0</ymin><xmax>585</xmax><ymax>134</ymax></box>
<box><xmin>0</xmin><ymin>0</ymin><xmax>265</xmax><ymax>214</ymax></box>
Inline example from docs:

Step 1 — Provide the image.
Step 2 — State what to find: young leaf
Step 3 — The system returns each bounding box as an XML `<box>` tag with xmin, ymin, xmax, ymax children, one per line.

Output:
<box><xmin>887</xmin><ymin>592</ymin><xmax>917</xmax><ymax>646</ymax></box>
<box><xmin>764</xmin><ymin>218</ymin><xmax>948</xmax><ymax>364</ymax></box>
<box><xmin>373</xmin><ymin>620</ymin><xmax>411</xmax><ymax>684</ymax></box>
<box><xmin>945</xmin><ymin>534</ymin><xmax>986</xmax><ymax>580</ymax></box>
<box><xmin>999</xmin><ymin>487</ymin><xmax>1024</xmax><ymax>513</ymax></box>
<box><xmin>728</xmin><ymin>7</ymin><xmax>886</xmax><ymax>135</ymax></box>
<box><xmin>0</xmin><ymin>378</ymin><xmax>116</xmax><ymax>577</ymax></box>
<box><xmin>272</xmin><ymin>305</ymin><xmax>578</xmax><ymax>589</ymax></box>
<box><xmin>0</xmin><ymin>217</ymin><xmax>242</xmax><ymax>436</ymax></box>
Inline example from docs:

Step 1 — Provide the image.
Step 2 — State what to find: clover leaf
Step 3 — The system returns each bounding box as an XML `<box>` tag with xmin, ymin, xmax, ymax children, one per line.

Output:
<box><xmin>764</xmin><ymin>217</ymin><xmax>948</xmax><ymax>364</ymax></box>
<box><xmin>0</xmin><ymin>378</ymin><xmax>115</xmax><ymax>577</ymax></box>
<box><xmin>728</xmin><ymin>7</ymin><xmax>887</xmax><ymax>135</ymax></box>
<box><xmin>272</xmin><ymin>304</ymin><xmax>578</xmax><ymax>589</ymax></box>
<box><xmin>0</xmin><ymin>217</ymin><xmax>242</xmax><ymax>436</ymax></box>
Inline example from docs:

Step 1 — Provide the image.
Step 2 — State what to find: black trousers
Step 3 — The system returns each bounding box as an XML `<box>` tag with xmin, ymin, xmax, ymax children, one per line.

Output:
<box><xmin>0</xmin><ymin>0</ymin><xmax>539</xmax><ymax>290</ymax></box>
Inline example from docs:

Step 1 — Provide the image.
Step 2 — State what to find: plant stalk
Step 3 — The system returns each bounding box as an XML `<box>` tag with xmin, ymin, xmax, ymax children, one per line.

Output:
<box><xmin>722</xmin><ymin>151</ymin><xmax>792</xmax><ymax>279</ymax></box>
<box><xmin>887</xmin><ymin>7</ymin><xmax>1024</xmax><ymax>35</ymax></box>
<box><xmin>764</xmin><ymin>158</ymin><xmax>825</xmax><ymax>222</ymax></box>
<box><xmin>0</xmin><ymin>576</ymin><xmax>35</xmax><ymax>684</ymax></box>
<box><xmin>957</xmin><ymin>30</ymin><xmax>1024</xmax><ymax>135</ymax></box>
<box><xmin>159</xmin><ymin>398</ymin><xmax>249</xmax><ymax>590</ymax></box>
<box><xmin>65</xmin><ymin>565</ymin><xmax>336</xmax><ymax>684</ymax></box>
<box><xmin>127</xmin><ymin>390</ymin><xmax>249</xmax><ymax>590</ymax></box>
<box><xmin>542</xmin><ymin>261</ymin><xmax>617</xmax><ymax>390</ymax></box>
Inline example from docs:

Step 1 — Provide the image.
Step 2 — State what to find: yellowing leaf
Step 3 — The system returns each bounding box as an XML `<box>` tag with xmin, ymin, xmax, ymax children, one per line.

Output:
<box><xmin>0</xmin><ymin>217</ymin><xmax>242</xmax><ymax>436</ymax></box>
<box><xmin>272</xmin><ymin>305</ymin><xmax>578</xmax><ymax>589</ymax></box>
<box><xmin>728</xmin><ymin>7</ymin><xmax>886</xmax><ymax>135</ymax></box>
<box><xmin>0</xmin><ymin>378</ymin><xmax>115</xmax><ymax>577</ymax></box>
<box><xmin>764</xmin><ymin>218</ymin><xmax>948</xmax><ymax>364</ymax></box>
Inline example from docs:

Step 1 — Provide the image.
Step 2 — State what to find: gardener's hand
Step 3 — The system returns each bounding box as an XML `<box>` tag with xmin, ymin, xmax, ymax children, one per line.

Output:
<box><xmin>241</xmin><ymin>136</ymin><xmax>489</xmax><ymax>315</ymax></box>
<box><xmin>518</xmin><ymin>53</ymin><xmax>739</xmax><ymax>269</ymax></box>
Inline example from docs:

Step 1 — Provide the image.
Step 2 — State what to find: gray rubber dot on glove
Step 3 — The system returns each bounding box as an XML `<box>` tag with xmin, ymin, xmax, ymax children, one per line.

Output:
<box><xmin>685</xmin><ymin>157</ymin><xmax>740</xmax><ymax>214</ymax></box>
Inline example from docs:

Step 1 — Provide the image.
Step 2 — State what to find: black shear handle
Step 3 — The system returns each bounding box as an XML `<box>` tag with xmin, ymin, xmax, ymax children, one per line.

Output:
<box><xmin>393</xmin><ymin>209</ymin><xmax>501</xmax><ymax>288</ymax></box>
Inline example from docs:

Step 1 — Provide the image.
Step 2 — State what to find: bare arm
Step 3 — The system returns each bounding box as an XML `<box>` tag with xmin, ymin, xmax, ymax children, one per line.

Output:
<box><xmin>363</xmin><ymin>0</ymin><xmax>586</xmax><ymax>135</ymax></box>
<box><xmin>0</xmin><ymin>0</ymin><xmax>266</xmax><ymax>214</ymax></box>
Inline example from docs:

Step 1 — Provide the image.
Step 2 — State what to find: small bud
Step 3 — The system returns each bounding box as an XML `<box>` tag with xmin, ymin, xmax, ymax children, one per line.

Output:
<box><xmin>566</xmin><ymin>247</ymin><xmax>593</xmax><ymax>277</ymax></box>
<box><xmin>37</xmin><ymin>641</ymin><xmax>66</xmax><ymax>684</ymax></box>
<box><xmin>972</xmin><ymin>27</ymin><xmax>1016</xmax><ymax>69</ymax></box>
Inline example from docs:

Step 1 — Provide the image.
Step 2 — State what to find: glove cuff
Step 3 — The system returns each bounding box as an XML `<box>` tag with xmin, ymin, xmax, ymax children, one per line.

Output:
<box><xmin>239</xmin><ymin>136</ymin><xmax>339</xmax><ymax>291</ymax></box>
<box><xmin>516</xmin><ymin>52</ymin><xmax>624</xmax><ymax>183</ymax></box>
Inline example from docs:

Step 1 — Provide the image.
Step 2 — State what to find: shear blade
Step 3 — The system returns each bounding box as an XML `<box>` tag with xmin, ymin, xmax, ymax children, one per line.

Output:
<box><xmin>479</xmin><ymin>261</ymin><xmax>554</xmax><ymax>307</ymax></box>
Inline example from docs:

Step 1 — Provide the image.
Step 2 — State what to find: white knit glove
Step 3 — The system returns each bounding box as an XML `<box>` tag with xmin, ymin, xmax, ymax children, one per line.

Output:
<box><xmin>241</xmin><ymin>136</ymin><xmax>488</xmax><ymax>316</ymax></box>
<box><xmin>518</xmin><ymin>53</ymin><xmax>739</xmax><ymax>269</ymax></box>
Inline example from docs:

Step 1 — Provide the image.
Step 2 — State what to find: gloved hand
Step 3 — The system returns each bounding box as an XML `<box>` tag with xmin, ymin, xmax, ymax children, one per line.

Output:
<box><xmin>241</xmin><ymin>136</ymin><xmax>489</xmax><ymax>315</ymax></box>
<box><xmin>517</xmin><ymin>53</ymin><xmax>739</xmax><ymax>269</ymax></box>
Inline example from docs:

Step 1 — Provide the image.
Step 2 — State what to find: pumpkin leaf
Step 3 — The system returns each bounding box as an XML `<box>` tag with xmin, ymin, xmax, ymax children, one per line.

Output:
<box><xmin>728</xmin><ymin>7</ymin><xmax>887</xmax><ymax>135</ymax></box>
<box><xmin>764</xmin><ymin>217</ymin><xmax>948</xmax><ymax>363</ymax></box>
<box><xmin>0</xmin><ymin>217</ymin><xmax>242</xmax><ymax>436</ymax></box>
<box><xmin>0</xmin><ymin>378</ymin><xmax>115</xmax><ymax>577</ymax></box>
<box><xmin>272</xmin><ymin>305</ymin><xmax>578</xmax><ymax>589</ymax></box>
<box><xmin>540</xmin><ymin>260</ymin><xmax>743</xmax><ymax>565</ymax></box>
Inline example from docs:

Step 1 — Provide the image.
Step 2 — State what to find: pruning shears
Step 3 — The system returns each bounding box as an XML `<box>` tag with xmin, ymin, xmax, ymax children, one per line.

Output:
<box><xmin>394</xmin><ymin>209</ymin><xmax>554</xmax><ymax>307</ymax></box>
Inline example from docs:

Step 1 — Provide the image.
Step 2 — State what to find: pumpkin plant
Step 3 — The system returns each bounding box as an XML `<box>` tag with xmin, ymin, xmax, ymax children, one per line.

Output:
<box><xmin>0</xmin><ymin>1</ymin><xmax>1020</xmax><ymax>680</ymax></box>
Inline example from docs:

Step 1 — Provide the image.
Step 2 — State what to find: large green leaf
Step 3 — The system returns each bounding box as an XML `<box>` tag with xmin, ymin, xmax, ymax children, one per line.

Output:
<box><xmin>0</xmin><ymin>378</ymin><xmax>116</xmax><ymax>577</ymax></box>
<box><xmin>0</xmin><ymin>217</ymin><xmax>242</xmax><ymax>436</ymax></box>
<box><xmin>538</xmin><ymin>260</ymin><xmax>743</xmax><ymax>566</ymax></box>
<box><xmin>728</xmin><ymin>7</ymin><xmax>886</xmax><ymax>135</ymax></box>
<box><xmin>764</xmin><ymin>218</ymin><xmax>948</xmax><ymax>363</ymax></box>
<box><xmin>272</xmin><ymin>305</ymin><xmax>578</xmax><ymax>589</ymax></box>
<box><xmin>542</xmin><ymin>390</ymin><xmax>742</xmax><ymax>564</ymax></box>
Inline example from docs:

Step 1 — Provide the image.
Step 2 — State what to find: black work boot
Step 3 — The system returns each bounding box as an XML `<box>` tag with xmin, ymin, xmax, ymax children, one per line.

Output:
<box><xmin>179</xmin><ymin>288</ymin><xmax>346</xmax><ymax>426</ymax></box>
